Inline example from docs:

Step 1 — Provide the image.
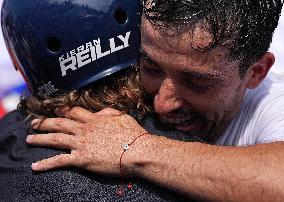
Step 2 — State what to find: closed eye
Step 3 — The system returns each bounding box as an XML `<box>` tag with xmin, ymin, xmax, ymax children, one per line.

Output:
<box><xmin>182</xmin><ymin>77</ymin><xmax>218</xmax><ymax>93</ymax></box>
<box><xmin>141</xmin><ymin>66</ymin><xmax>164</xmax><ymax>76</ymax></box>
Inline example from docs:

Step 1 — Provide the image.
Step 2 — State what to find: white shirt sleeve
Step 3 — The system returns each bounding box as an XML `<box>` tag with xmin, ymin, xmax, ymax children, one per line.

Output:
<box><xmin>256</xmin><ymin>94</ymin><xmax>284</xmax><ymax>144</ymax></box>
<box><xmin>252</xmin><ymin>75</ymin><xmax>284</xmax><ymax>144</ymax></box>
<box><xmin>216</xmin><ymin>74</ymin><xmax>284</xmax><ymax>146</ymax></box>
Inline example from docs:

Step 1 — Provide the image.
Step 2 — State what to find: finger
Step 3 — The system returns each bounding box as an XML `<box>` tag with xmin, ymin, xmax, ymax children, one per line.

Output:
<box><xmin>31</xmin><ymin>154</ymin><xmax>76</xmax><ymax>171</ymax></box>
<box><xmin>26</xmin><ymin>133</ymin><xmax>77</xmax><ymax>150</ymax></box>
<box><xmin>55</xmin><ymin>107</ymin><xmax>96</xmax><ymax>123</ymax></box>
<box><xmin>94</xmin><ymin>108</ymin><xmax>123</xmax><ymax>116</ymax></box>
<box><xmin>31</xmin><ymin>118</ymin><xmax>82</xmax><ymax>135</ymax></box>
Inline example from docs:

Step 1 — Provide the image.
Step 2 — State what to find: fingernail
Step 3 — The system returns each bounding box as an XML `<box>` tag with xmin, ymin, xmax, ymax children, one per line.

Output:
<box><xmin>31</xmin><ymin>163</ymin><xmax>38</xmax><ymax>170</ymax></box>
<box><xmin>26</xmin><ymin>135</ymin><xmax>33</xmax><ymax>142</ymax></box>
<box><xmin>31</xmin><ymin>119</ymin><xmax>41</xmax><ymax>128</ymax></box>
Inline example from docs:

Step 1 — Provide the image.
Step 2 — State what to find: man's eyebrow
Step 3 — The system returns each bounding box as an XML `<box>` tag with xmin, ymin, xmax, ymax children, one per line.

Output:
<box><xmin>181</xmin><ymin>70</ymin><xmax>220</xmax><ymax>80</ymax></box>
<box><xmin>140</xmin><ymin>49</ymin><xmax>221</xmax><ymax>80</ymax></box>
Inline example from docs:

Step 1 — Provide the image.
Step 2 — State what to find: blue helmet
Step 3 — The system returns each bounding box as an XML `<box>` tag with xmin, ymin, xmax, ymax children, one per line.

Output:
<box><xmin>1</xmin><ymin>0</ymin><xmax>141</xmax><ymax>98</ymax></box>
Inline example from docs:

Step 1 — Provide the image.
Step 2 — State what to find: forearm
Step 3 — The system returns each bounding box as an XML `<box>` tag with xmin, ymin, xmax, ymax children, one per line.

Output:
<box><xmin>125</xmin><ymin>135</ymin><xmax>284</xmax><ymax>201</ymax></box>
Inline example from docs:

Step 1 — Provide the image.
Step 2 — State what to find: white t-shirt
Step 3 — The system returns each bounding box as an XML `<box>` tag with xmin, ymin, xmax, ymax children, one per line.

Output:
<box><xmin>216</xmin><ymin>73</ymin><xmax>284</xmax><ymax>146</ymax></box>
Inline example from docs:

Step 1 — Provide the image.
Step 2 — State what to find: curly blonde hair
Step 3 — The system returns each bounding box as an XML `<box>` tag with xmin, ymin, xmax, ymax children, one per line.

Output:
<box><xmin>19</xmin><ymin>67</ymin><xmax>151</xmax><ymax>121</ymax></box>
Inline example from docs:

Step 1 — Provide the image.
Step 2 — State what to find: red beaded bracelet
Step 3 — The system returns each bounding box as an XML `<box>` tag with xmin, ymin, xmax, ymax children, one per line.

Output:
<box><xmin>116</xmin><ymin>132</ymin><xmax>149</xmax><ymax>196</ymax></box>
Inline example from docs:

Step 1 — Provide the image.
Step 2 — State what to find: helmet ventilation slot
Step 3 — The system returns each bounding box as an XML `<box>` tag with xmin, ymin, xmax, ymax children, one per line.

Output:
<box><xmin>114</xmin><ymin>8</ymin><xmax>128</xmax><ymax>24</ymax></box>
<box><xmin>47</xmin><ymin>37</ymin><xmax>61</xmax><ymax>53</ymax></box>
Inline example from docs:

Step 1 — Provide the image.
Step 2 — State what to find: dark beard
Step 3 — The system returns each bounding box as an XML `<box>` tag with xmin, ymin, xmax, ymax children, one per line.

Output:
<box><xmin>142</xmin><ymin>92</ymin><xmax>209</xmax><ymax>142</ymax></box>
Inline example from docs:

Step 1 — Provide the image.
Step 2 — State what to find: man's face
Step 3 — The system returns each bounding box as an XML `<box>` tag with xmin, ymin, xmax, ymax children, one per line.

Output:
<box><xmin>140</xmin><ymin>17</ymin><xmax>252</xmax><ymax>142</ymax></box>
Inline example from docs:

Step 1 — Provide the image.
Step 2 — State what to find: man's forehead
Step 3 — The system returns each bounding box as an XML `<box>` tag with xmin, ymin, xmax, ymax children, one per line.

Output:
<box><xmin>140</xmin><ymin>48</ymin><xmax>238</xmax><ymax>82</ymax></box>
<box><xmin>141</xmin><ymin>15</ymin><xmax>215</xmax><ymax>53</ymax></box>
<box><xmin>141</xmin><ymin>16</ymin><xmax>241</xmax><ymax>80</ymax></box>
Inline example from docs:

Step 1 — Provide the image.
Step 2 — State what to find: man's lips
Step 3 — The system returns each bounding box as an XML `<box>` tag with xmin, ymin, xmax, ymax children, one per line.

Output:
<box><xmin>159</xmin><ymin>114</ymin><xmax>204</xmax><ymax>131</ymax></box>
<box><xmin>160</xmin><ymin>115</ymin><xmax>195</xmax><ymax>126</ymax></box>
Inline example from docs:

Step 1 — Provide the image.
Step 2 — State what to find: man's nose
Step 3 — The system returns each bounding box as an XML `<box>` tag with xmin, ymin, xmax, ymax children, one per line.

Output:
<box><xmin>154</xmin><ymin>79</ymin><xmax>184</xmax><ymax>115</ymax></box>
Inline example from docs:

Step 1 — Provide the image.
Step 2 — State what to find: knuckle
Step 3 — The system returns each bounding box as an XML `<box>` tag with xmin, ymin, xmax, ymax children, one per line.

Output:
<box><xmin>72</xmin><ymin>106</ymin><xmax>81</xmax><ymax>111</ymax></box>
<box><xmin>55</xmin><ymin>118</ymin><xmax>65</xmax><ymax>127</ymax></box>
<box><xmin>50</xmin><ymin>134</ymin><xmax>62</xmax><ymax>144</ymax></box>
<box><xmin>67</xmin><ymin>136</ymin><xmax>76</xmax><ymax>147</ymax></box>
<box><xmin>65</xmin><ymin>136</ymin><xmax>72</xmax><ymax>145</ymax></box>
<box><xmin>77</xmin><ymin>138</ymin><xmax>87</xmax><ymax>148</ymax></box>
<box><xmin>79</xmin><ymin>123</ymin><xmax>87</xmax><ymax>132</ymax></box>
<box><xmin>70</xmin><ymin>107</ymin><xmax>81</xmax><ymax>115</ymax></box>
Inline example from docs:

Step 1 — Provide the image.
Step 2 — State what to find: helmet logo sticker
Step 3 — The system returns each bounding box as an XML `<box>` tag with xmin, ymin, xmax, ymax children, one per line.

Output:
<box><xmin>38</xmin><ymin>81</ymin><xmax>59</xmax><ymax>97</ymax></box>
<box><xmin>59</xmin><ymin>31</ymin><xmax>132</xmax><ymax>77</ymax></box>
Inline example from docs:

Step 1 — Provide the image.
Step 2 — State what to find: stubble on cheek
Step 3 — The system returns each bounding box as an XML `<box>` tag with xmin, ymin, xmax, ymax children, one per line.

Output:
<box><xmin>207</xmin><ymin>81</ymin><xmax>245</xmax><ymax>143</ymax></box>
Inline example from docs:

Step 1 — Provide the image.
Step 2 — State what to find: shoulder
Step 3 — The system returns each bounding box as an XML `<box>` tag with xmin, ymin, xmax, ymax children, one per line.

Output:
<box><xmin>245</xmin><ymin>74</ymin><xmax>284</xmax><ymax>121</ymax></box>
<box><xmin>244</xmin><ymin>74</ymin><xmax>284</xmax><ymax>105</ymax></box>
<box><xmin>0</xmin><ymin>109</ymin><xmax>27</xmax><ymax>126</ymax></box>
<box><xmin>217</xmin><ymin>74</ymin><xmax>284</xmax><ymax>146</ymax></box>
<box><xmin>0</xmin><ymin>109</ymin><xmax>31</xmax><ymax>138</ymax></box>
<box><xmin>250</xmin><ymin>74</ymin><xmax>284</xmax><ymax>143</ymax></box>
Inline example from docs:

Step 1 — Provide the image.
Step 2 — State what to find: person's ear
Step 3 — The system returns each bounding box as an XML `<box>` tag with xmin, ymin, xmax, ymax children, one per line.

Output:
<box><xmin>245</xmin><ymin>52</ymin><xmax>275</xmax><ymax>89</ymax></box>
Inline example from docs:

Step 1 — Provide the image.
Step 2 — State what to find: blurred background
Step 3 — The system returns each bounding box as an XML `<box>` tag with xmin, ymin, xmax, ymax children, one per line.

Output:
<box><xmin>0</xmin><ymin>0</ymin><xmax>284</xmax><ymax>118</ymax></box>
<box><xmin>0</xmin><ymin>0</ymin><xmax>26</xmax><ymax>118</ymax></box>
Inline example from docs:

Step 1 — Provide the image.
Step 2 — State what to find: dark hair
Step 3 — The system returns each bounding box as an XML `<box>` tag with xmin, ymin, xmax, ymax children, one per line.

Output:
<box><xmin>19</xmin><ymin>67</ymin><xmax>152</xmax><ymax>121</ymax></box>
<box><xmin>143</xmin><ymin>0</ymin><xmax>283</xmax><ymax>76</ymax></box>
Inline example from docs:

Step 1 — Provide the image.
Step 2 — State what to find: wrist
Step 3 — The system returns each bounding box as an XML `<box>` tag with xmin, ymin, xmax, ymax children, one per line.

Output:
<box><xmin>121</xmin><ymin>132</ymin><xmax>158</xmax><ymax>177</ymax></box>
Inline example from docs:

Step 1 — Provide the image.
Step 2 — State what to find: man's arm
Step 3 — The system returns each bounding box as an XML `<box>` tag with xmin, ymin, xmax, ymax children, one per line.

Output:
<box><xmin>125</xmin><ymin>136</ymin><xmax>284</xmax><ymax>202</ymax></box>
<box><xmin>27</xmin><ymin>107</ymin><xmax>284</xmax><ymax>202</ymax></box>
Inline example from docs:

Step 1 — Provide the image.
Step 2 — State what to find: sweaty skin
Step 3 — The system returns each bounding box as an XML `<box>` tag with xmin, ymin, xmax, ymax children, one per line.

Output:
<box><xmin>27</xmin><ymin>16</ymin><xmax>284</xmax><ymax>202</ymax></box>
<box><xmin>140</xmin><ymin>15</ymin><xmax>262</xmax><ymax>143</ymax></box>
<box><xmin>28</xmin><ymin>107</ymin><xmax>284</xmax><ymax>202</ymax></box>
